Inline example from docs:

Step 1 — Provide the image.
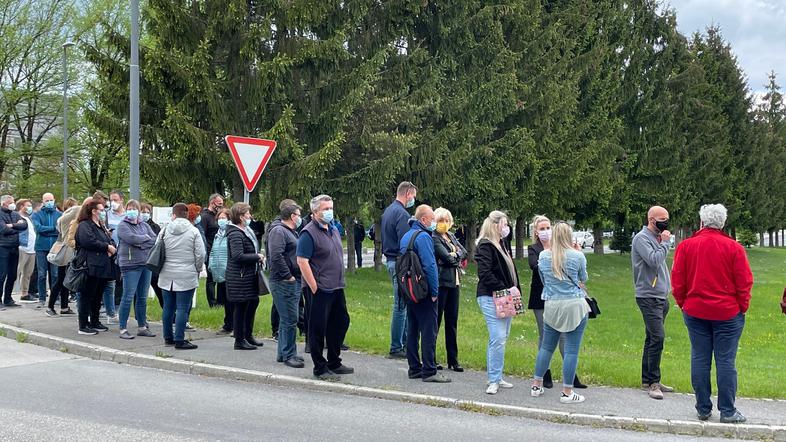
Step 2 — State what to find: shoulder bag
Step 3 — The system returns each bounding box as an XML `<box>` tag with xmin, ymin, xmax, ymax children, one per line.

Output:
<box><xmin>146</xmin><ymin>230</ymin><xmax>167</xmax><ymax>274</ymax></box>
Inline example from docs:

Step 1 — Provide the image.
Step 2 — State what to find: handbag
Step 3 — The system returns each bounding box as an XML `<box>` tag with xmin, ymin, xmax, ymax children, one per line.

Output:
<box><xmin>258</xmin><ymin>265</ymin><xmax>270</xmax><ymax>296</ymax></box>
<box><xmin>47</xmin><ymin>241</ymin><xmax>74</xmax><ymax>267</ymax></box>
<box><xmin>63</xmin><ymin>251</ymin><xmax>88</xmax><ymax>293</ymax></box>
<box><xmin>568</xmin><ymin>274</ymin><xmax>601</xmax><ymax>319</ymax></box>
<box><xmin>146</xmin><ymin>230</ymin><xmax>167</xmax><ymax>274</ymax></box>
<box><xmin>493</xmin><ymin>286</ymin><xmax>524</xmax><ymax>318</ymax></box>
<box><xmin>780</xmin><ymin>287</ymin><xmax>786</xmax><ymax>315</ymax></box>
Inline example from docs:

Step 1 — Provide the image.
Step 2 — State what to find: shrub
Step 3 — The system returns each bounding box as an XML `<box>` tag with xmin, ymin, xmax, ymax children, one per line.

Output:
<box><xmin>737</xmin><ymin>229</ymin><xmax>758</xmax><ymax>248</ymax></box>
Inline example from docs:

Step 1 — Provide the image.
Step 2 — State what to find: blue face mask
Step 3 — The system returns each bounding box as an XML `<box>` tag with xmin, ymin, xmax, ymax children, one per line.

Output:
<box><xmin>406</xmin><ymin>198</ymin><xmax>415</xmax><ymax>209</ymax></box>
<box><xmin>141</xmin><ymin>213</ymin><xmax>151</xmax><ymax>222</ymax></box>
<box><xmin>195</xmin><ymin>215</ymin><xmax>202</xmax><ymax>225</ymax></box>
<box><xmin>244</xmin><ymin>218</ymin><xmax>251</xmax><ymax>227</ymax></box>
<box><xmin>428</xmin><ymin>221</ymin><xmax>437</xmax><ymax>232</ymax></box>
<box><xmin>321</xmin><ymin>209</ymin><xmax>334</xmax><ymax>224</ymax></box>
<box><xmin>44</xmin><ymin>201</ymin><xmax>55</xmax><ymax>210</ymax></box>
<box><xmin>295</xmin><ymin>216</ymin><xmax>303</xmax><ymax>229</ymax></box>
<box><xmin>98</xmin><ymin>211</ymin><xmax>106</xmax><ymax>221</ymax></box>
<box><xmin>218</xmin><ymin>219</ymin><xmax>229</xmax><ymax>229</ymax></box>
<box><xmin>125</xmin><ymin>209</ymin><xmax>139</xmax><ymax>220</ymax></box>
<box><xmin>25</xmin><ymin>206</ymin><xmax>32</xmax><ymax>215</ymax></box>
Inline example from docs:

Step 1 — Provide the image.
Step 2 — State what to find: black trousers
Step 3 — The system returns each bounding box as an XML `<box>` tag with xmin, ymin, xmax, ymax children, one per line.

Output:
<box><xmin>354</xmin><ymin>241</ymin><xmax>363</xmax><ymax>268</ymax></box>
<box><xmin>437</xmin><ymin>286</ymin><xmax>460</xmax><ymax>366</ymax></box>
<box><xmin>233</xmin><ymin>298</ymin><xmax>259</xmax><ymax>344</ymax></box>
<box><xmin>0</xmin><ymin>248</ymin><xmax>19</xmax><ymax>304</ymax></box>
<box><xmin>205</xmin><ymin>269</ymin><xmax>217</xmax><ymax>308</ymax></box>
<box><xmin>48</xmin><ymin>265</ymin><xmax>69</xmax><ymax>310</ymax></box>
<box><xmin>307</xmin><ymin>287</ymin><xmax>350</xmax><ymax>375</ymax></box>
<box><xmin>406</xmin><ymin>297</ymin><xmax>439</xmax><ymax>378</ymax></box>
<box><xmin>636</xmin><ymin>297</ymin><xmax>670</xmax><ymax>385</ymax></box>
<box><xmin>271</xmin><ymin>302</ymin><xmax>279</xmax><ymax>335</ymax></box>
<box><xmin>217</xmin><ymin>282</ymin><xmax>233</xmax><ymax>331</ymax></box>
<box><xmin>152</xmin><ymin>273</ymin><xmax>164</xmax><ymax>308</ymax></box>
<box><xmin>78</xmin><ymin>277</ymin><xmax>107</xmax><ymax>329</ymax></box>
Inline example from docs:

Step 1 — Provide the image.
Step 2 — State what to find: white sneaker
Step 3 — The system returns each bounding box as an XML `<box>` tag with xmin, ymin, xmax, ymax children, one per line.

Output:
<box><xmin>486</xmin><ymin>383</ymin><xmax>499</xmax><ymax>395</ymax></box>
<box><xmin>498</xmin><ymin>379</ymin><xmax>514</xmax><ymax>389</ymax></box>
<box><xmin>531</xmin><ymin>385</ymin><xmax>545</xmax><ymax>397</ymax></box>
<box><xmin>107</xmin><ymin>315</ymin><xmax>119</xmax><ymax>325</ymax></box>
<box><xmin>560</xmin><ymin>392</ymin><xmax>585</xmax><ymax>404</ymax></box>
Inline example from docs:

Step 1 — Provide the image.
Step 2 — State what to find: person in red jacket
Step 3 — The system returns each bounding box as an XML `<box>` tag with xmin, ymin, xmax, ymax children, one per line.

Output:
<box><xmin>671</xmin><ymin>204</ymin><xmax>752</xmax><ymax>424</ymax></box>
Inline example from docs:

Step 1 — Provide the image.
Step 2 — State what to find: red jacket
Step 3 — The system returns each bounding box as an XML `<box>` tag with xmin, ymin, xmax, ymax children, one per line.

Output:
<box><xmin>671</xmin><ymin>228</ymin><xmax>752</xmax><ymax>321</ymax></box>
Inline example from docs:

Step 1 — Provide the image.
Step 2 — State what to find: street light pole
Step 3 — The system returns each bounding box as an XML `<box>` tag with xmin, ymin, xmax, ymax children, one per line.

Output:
<box><xmin>129</xmin><ymin>0</ymin><xmax>140</xmax><ymax>200</ymax></box>
<box><xmin>62</xmin><ymin>41</ymin><xmax>74</xmax><ymax>200</ymax></box>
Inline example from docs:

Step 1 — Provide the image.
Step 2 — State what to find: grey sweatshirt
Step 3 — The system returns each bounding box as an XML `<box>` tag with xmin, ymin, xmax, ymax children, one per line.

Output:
<box><xmin>631</xmin><ymin>226</ymin><xmax>671</xmax><ymax>299</ymax></box>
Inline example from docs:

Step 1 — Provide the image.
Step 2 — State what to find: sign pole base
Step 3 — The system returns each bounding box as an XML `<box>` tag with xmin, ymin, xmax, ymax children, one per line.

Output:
<box><xmin>243</xmin><ymin>189</ymin><xmax>250</xmax><ymax>204</ymax></box>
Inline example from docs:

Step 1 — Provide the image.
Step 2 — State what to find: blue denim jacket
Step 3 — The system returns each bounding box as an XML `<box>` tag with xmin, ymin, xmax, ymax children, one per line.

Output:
<box><xmin>538</xmin><ymin>249</ymin><xmax>588</xmax><ymax>301</ymax></box>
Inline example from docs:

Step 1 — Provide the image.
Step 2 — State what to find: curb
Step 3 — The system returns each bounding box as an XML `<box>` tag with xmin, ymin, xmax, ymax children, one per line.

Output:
<box><xmin>2</xmin><ymin>322</ymin><xmax>784</xmax><ymax>441</ymax></box>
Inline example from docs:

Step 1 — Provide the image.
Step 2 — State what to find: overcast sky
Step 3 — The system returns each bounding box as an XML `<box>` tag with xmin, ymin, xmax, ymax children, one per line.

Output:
<box><xmin>666</xmin><ymin>0</ymin><xmax>786</xmax><ymax>94</ymax></box>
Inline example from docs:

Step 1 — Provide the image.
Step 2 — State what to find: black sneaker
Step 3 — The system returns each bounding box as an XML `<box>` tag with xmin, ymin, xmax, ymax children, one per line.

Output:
<box><xmin>284</xmin><ymin>358</ymin><xmax>305</xmax><ymax>368</ymax></box>
<box><xmin>340</xmin><ymin>344</ymin><xmax>350</xmax><ymax>351</ymax></box>
<box><xmin>60</xmin><ymin>308</ymin><xmax>76</xmax><ymax>315</ymax></box>
<box><xmin>78</xmin><ymin>327</ymin><xmax>98</xmax><ymax>335</ymax></box>
<box><xmin>387</xmin><ymin>350</ymin><xmax>406</xmax><ymax>359</ymax></box>
<box><xmin>3</xmin><ymin>302</ymin><xmax>21</xmax><ymax>308</ymax></box>
<box><xmin>175</xmin><ymin>340</ymin><xmax>198</xmax><ymax>350</ymax></box>
<box><xmin>164</xmin><ymin>339</ymin><xmax>175</xmax><ymax>346</ymax></box>
<box><xmin>330</xmin><ymin>365</ymin><xmax>354</xmax><ymax>375</ymax></box>
<box><xmin>315</xmin><ymin>370</ymin><xmax>340</xmax><ymax>382</ymax></box>
<box><xmin>698</xmin><ymin>412</ymin><xmax>711</xmax><ymax>421</ymax></box>
<box><xmin>45</xmin><ymin>308</ymin><xmax>58</xmax><ymax>317</ymax></box>
<box><xmin>423</xmin><ymin>373</ymin><xmax>452</xmax><ymax>383</ymax></box>
<box><xmin>720</xmin><ymin>411</ymin><xmax>746</xmax><ymax>424</ymax></box>
<box><xmin>92</xmin><ymin>323</ymin><xmax>109</xmax><ymax>332</ymax></box>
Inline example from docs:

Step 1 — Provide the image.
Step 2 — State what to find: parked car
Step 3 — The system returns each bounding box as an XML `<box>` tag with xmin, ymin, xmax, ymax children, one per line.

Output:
<box><xmin>572</xmin><ymin>231</ymin><xmax>594</xmax><ymax>249</ymax></box>
<box><xmin>602</xmin><ymin>231</ymin><xmax>614</xmax><ymax>238</ymax></box>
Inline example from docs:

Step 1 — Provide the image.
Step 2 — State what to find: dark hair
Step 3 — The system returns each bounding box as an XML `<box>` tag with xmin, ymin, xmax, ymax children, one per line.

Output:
<box><xmin>396</xmin><ymin>181</ymin><xmax>417</xmax><ymax>197</ymax></box>
<box><xmin>216</xmin><ymin>208</ymin><xmax>231</xmax><ymax>219</ymax></box>
<box><xmin>77</xmin><ymin>198</ymin><xmax>103</xmax><ymax>222</ymax></box>
<box><xmin>230</xmin><ymin>203</ymin><xmax>251</xmax><ymax>225</ymax></box>
<box><xmin>186</xmin><ymin>204</ymin><xmax>201</xmax><ymax>223</ymax></box>
<box><xmin>172</xmin><ymin>203</ymin><xmax>188</xmax><ymax>219</ymax></box>
<box><xmin>110</xmin><ymin>189</ymin><xmax>125</xmax><ymax>200</ymax></box>
<box><xmin>280</xmin><ymin>203</ymin><xmax>301</xmax><ymax>221</ymax></box>
<box><xmin>140</xmin><ymin>202</ymin><xmax>152</xmax><ymax>212</ymax></box>
<box><xmin>279</xmin><ymin>199</ymin><xmax>296</xmax><ymax>210</ymax></box>
<box><xmin>15</xmin><ymin>199</ymin><xmax>31</xmax><ymax>212</ymax></box>
<box><xmin>92</xmin><ymin>191</ymin><xmax>108</xmax><ymax>203</ymax></box>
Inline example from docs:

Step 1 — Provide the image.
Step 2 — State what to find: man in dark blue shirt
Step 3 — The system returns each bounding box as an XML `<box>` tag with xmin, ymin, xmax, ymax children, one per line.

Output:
<box><xmin>400</xmin><ymin>205</ymin><xmax>450</xmax><ymax>383</ymax></box>
<box><xmin>380</xmin><ymin>181</ymin><xmax>417</xmax><ymax>359</ymax></box>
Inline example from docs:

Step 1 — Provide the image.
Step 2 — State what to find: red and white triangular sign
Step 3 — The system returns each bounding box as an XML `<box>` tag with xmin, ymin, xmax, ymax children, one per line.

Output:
<box><xmin>225</xmin><ymin>135</ymin><xmax>277</xmax><ymax>192</ymax></box>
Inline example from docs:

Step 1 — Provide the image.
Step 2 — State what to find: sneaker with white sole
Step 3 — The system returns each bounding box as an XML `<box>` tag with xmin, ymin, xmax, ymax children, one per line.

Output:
<box><xmin>499</xmin><ymin>379</ymin><xmax>514</xmax><ymax>389</ymax></box>
<box><xmin>486</xmin><ymin>383</ymin><xmax>499</xmax><ymax>395</ymax></box>
<box><xmin>107</xmin><ymin>315</ymin><xmax>119</xmax><ymax>325</ymax></box>
<box><xmin>531</xmin><ymin>385</ymin><xmax>545</xmax><ymax>397</ymax></box>
<box><xmin>560</xmin><ymin>392</ymin><xmax>586</xmax><ymax>404</ymax></box>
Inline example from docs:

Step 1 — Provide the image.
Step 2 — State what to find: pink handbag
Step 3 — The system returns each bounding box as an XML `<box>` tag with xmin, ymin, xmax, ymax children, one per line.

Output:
<box><xmin>493</xmin><ymin>287</ymin><xmax>524</xmax><ymax>318</ymax></box>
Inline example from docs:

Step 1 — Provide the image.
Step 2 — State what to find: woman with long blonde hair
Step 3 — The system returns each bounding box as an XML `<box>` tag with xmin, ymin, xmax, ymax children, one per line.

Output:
<box><xmin>530</xmin><ymin>222</ymin><xmax>590</xmax><ymax>404</ymax></box>
<box><xmin>474</xmin><ymin>210</ymin><xmax>520</xmax><ymax>395</ymax></box>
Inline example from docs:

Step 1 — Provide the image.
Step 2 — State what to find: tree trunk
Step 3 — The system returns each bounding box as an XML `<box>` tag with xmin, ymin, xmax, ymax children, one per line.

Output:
<box><xmin>466</xmin><ymin>221</ymin><xmax>478</xmax><ymax>262</ymax></box>
<box><xmin>593</xmin><ymin>222</ymin><xmax>604</xmax><ymax>255</ymax></box>
<box><xmin>781</xmin><ymin>229</ymin><xmax>784</xmax><ymax>248</ymax></box>
<box><xmin>759</xmin><ymin>232</ymin><xmax>765</xmax><ymax>247</ymax></box>
<box><xmin>346</xmin><ymin>217</ymin><xmax>356</xmax><ymax>273</ymax></box>
<box><xmin>776</xmin><ymin>229</ymin><xmax>780</xmax><ymax>247</ymax></box>
<box><xmin>515</xmin><ymin>216</ymin><xmax>525</xmax><ymax>260</ymax></box>
<box><xmin>373</xmin><ymin>221</ymin><xmax>383</xmax><ymax>271</ymax></box>
<box><xmin>768</xmin><ymin>230</ymin><xmax>774</xmax><ymax>248</ymax></box>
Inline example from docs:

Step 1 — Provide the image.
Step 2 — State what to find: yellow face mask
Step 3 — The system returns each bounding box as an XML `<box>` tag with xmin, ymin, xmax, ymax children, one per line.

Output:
<box><xmin>436</xmin><ymin>222</ymin><xmax>450</xmax><ymax>234</ymax></box>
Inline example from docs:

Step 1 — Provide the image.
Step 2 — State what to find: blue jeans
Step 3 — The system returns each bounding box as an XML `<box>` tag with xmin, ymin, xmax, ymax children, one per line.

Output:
<box><xmin>102</xmin><ymin>279</ymin><xmax>116</xmax><ymax>317</ymax></box>
<box><xmin>35</xmin><ymin>251</ymin><xmax>58</xmax><ymax>304</ymax></box>
<box><xmin>387</xmin><ymin>260</ymin><xmax>407</xmax><ymax>353</ymax></box>
<box><xmin>683</xmin><ymin>312</ymin><xmax>745</xmax><ymax>418</ymax></box>
<box><xmin>534</xmin><ymin>315</ymin><xmax>588</xmax><ymax>388</ymax></box>
<box><xmin>270</xmin><ymin>278</ymin><xmax>301</xmax><ymax>361</ymax></box>
<box><xmin>162</xmin><ymin>288</ymin><xmax>195</xmax><ymax>342</ymax></box>
<box><xmin>477</xmin><ymin>296</ymin><xmax>512</xmax><ymax>384</ymax></box>
<box><xmin>119</xmin><ymin>267</ymin><xmax>152</xmax><ymax>330</ymax></box>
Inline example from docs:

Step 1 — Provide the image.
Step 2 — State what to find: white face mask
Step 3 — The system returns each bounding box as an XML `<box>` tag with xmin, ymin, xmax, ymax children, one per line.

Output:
<box><xmin>111</xmin><ymin>201</ymin><xmax>121</xmax><ymax>211</ymax></box>
<box><xmin>537</xmin><ymin>229</ymin><xmax>552</xmax><ymax>242</ymax></box>
<box><xmin>500</xmin><ymin>225</ymin><xmax>511</xmax><ymax>239</ymax></box>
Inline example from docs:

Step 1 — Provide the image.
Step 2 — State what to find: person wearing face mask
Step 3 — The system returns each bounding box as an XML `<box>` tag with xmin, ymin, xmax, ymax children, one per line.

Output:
<box><xmin>631</xmin><ymin>205</ymin><xmax>675</xmax><ymax>401</ymax></box>
<box><xmin>225</xmin><ymin>202</ymin><xmax>265</xmax><ymax>350</ymax></box>
<box><xmin>474</xmin><ymin>210</ymin><xmax>519</xmax><ymax>395</ymax></box>
<box><xmin>528</xmin><ymin>215</ymin><xmax>587</xmax><ymax>390</ymax></box>
<box><xmin>100</xmin><ymin>190</ymin><xmax>126</xmax><ymax>325</ymax></box>
<box><xmin>48</xmin><ymin>197</ymin><xmax>79</xmax><ymax>316</ymax></box>
<box><xmin>0</xmin><ymin>195</ymin><xmax>28</xmax><ymax>308</ymax></box>
<box><xmin>16</xmin><ymin>199</ymin><xmax>37</xmax><ymax>302</ymax></box>
<box><xmin>432</xmin><ymin>207</ymin><xmax>467</xmax><ymax>372</ymax></box>
<box><xmin>400</xmin><ymin>205</ymin><xmax>450</xmax><ymax>383</ymax></box>
<box><xmin>140</xmin><ymin>203</ymin><xmax>164</xmax><ymax>308</ymax></box>
<box><xmin>32</xmin><ymin>193</ymin><xmax>62</xmax><ymax>310</ymax></box>
<box><xmin>267</xmin><ymin>202</ymin><xmax>305</xmax><ymax>368</ymax></box>
<box><xmin>208</xmin><ymin>208</ymin><xmax>233</xmax><ymax>335</ymax></box>
<box><xmin>201</xmin><ymin>194</ymin><xmax>224</xmax><ymax>308</ymax></box>
<box><xmin>297</xmin><ymin>195</ymin><xmax>353</xmax><ymax>380</ymax></box>
<box><xmin>116</xmin><ymin>200</ymin><xmax>157</xmax><ymax>339</ymax></box>
<box><xmin>381</xmin><ymin>181</ymin><xmax>418</xmax><ymax>359</ymax></box>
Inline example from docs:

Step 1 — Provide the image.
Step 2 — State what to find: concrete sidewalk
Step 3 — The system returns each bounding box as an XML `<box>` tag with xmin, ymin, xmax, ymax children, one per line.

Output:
<box><xmin>1</xmin><ymin>304</ymin><xmax>784</xmax><ymax>440</ymax></box>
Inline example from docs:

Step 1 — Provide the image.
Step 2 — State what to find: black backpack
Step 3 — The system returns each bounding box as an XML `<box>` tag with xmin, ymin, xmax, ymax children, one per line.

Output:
<box><xmin>396</xmin><ymin>231</ymin><xmax>430</xmax><ymax>303</ymax></box>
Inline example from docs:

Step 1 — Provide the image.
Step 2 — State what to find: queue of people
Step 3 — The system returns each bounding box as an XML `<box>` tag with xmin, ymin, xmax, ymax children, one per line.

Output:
<box><xmin>0</xmin><ymin>185</ymin><xmax>754</xmax><ymax>424</ymax></box>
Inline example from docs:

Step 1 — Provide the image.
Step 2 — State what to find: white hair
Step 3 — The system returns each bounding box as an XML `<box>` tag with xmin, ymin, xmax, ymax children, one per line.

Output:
<box><xmin>699</xmin><ymin>204</ymin><xmax>727</xmax><ymax>229</ymax></box>
<box><xmin>0</xmin><ymin>195</ymin><xmax>12</xmax><ymax>204</ymax></box>
<box><xmin>310</xmin><ymin>194</ymin><xmax>332</xmax><ymax>213</ymax></box>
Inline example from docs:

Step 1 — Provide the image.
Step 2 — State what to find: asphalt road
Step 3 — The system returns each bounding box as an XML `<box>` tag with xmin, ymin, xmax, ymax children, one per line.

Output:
<box><xmin>0</xmin><ymin>338</ymin><xmax>730</xmax><ymax>442</ymax></box>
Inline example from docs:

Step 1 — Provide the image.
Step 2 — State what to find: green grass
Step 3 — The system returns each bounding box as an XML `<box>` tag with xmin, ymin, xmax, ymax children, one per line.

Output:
<box><xmin>147</xmin><ymin>247</ymin><xmax>786</xmax><ymax>398</ymax></box>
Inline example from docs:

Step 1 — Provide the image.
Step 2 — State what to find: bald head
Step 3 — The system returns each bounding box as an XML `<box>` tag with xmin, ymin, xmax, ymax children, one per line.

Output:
<box><xmin>415</xmin><ymin>204</ymin><xmax>434</xmax><ymax>229</ymax></box>
<box><xmin>647</xmin><ymin>206</ymin><xmax>669</xmax><ymax>233</ymax></box>
<box><xmin>42</xmin><ymin>193</ymin><xmax>55</xmax><ymax>209</ymax></box>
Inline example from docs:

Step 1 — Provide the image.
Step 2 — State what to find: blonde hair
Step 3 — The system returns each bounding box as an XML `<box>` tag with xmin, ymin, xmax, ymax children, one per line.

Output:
<box><xmin>434</xmin><ymin>207</ymin><xmax>453</xmax><ymax>225</ymax></box>
<box><xmin>531</xmin><ymin>214</ymin><xmax>550</xmax><ymax>243</ymax></box>
<box><xmin>476</xmin><ymin>210</ymin><xmax>508</xmax><ymax>245</ymax></box>
<box><xmin>550</xmin><ymin>222</ymin><xmax>573</xmax><ymax>280</ymax></box>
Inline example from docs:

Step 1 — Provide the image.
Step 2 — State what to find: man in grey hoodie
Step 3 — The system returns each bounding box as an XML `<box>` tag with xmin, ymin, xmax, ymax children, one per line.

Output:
<box><xmin>631</xmin><ymin>205</ymin><xmax>674</xmax><ymax>400</ymax></box>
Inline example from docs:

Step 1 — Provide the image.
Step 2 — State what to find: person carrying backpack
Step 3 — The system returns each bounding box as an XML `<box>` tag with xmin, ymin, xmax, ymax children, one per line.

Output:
<box><xmin>398</xmin><ymin>205</ymin><xmax>449</xmax><ymax>383</ymax></box>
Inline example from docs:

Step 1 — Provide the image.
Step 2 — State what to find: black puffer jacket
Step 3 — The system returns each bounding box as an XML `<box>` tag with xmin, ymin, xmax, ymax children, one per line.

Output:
<box><xmin>75</xmin><ymin>220</ymin><xmax>115</xmax><ymax>279</ymax></box>
<box><xmin>225</xmin><ymin>224</ymin><xmax>260</xmax><ymax>302</ymax></box>
<box><xmin>0</xmin><ymin>207</ymin><xmax>28</xmax><ymax>249</ymax></box>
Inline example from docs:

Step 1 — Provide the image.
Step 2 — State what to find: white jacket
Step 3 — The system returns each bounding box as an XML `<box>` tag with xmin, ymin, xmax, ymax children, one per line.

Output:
<box><xmin>157</xmin><ymin>218</ymin><xmax>206</xmax><ymax>292</ymax></box>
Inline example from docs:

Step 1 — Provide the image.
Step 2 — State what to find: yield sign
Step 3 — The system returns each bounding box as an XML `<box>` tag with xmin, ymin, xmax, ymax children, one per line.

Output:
<box><xmin>225</xmin><ymin>135</ymin><xmax>277</xmax><ymax>192</ymax></box>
